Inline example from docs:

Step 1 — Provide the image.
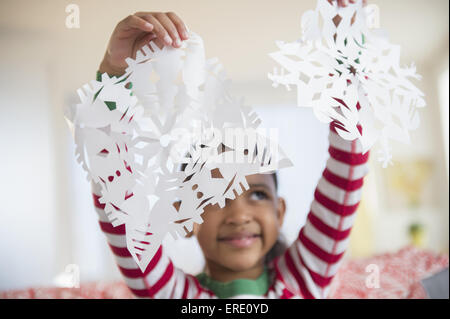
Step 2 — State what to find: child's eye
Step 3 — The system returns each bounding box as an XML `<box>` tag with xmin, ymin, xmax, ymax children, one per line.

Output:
<box><xmin>249</xmin><ymin>190</ymin><xmax>269</xmax><ymax>201</ymax></box>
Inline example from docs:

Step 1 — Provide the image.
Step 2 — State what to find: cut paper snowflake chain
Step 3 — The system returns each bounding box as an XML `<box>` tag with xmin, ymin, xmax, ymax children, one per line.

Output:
<box><xmin>268</xmin><ymin>0</ymin><xmax>426</xmax><ymax>165</ymax></box>
<box><xmin>66</xmin><ymin>33</ymin><xmax>292</xmax><ymax>272</ymax></box>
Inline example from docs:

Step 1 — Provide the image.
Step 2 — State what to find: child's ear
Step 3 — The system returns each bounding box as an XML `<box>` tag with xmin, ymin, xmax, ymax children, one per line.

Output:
<box><xmin>277</xmin><ymin>197</ymin><xmax>286</xmax><ymax>226</ymax></box>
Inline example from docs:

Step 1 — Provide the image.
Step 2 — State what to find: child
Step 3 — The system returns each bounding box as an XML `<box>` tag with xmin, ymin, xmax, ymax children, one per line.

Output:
<box><xmin>93</xmin><ymin>0</ymin><xmax>370</xmax><ymax>299</ymax></box>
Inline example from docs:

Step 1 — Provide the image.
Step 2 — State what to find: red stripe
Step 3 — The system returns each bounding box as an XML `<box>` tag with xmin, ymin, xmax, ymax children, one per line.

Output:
<box><xmin>92</xmin><ymin>193</ymin><xmax>105</xmax><ymax>209</ymax></box>
<box><xmin>295</xmin><ymin>244</ymin><xmax>333</xmax><ymax>288</ymax></box>
<box><xmin>144</xmin><ymin>246</ymin><xmax>163</xmax><ymax>273</ymax></box>
<box><xmin>93</xmin><ymin>193</ymin><xmax>128</xmax><ymax>215</ymax></box>
<box><xmin>329</xmin><ymin>146</ymin><xmax>369</xmax><ymax>165</ymax></box>
<box><xmin>99</xmin><ymin>221</ymin><xmax>125</xmax><ymax>235</ymax></box>
<box><xmin>284</xmin><ymin>249</ymin><xmax>315</xmax><ymax>299</ymax></box>
<box><xmin>181</xmin><ymin>277</ymin><xmax>190</xmax><ymax>299</ymax></box>
<box><xmin>118</xmin><ymin>266</ymin><xmax>145</xmax><ymax>279</ymax></box>
<box><xmin>314</xmin><ymin>189</ymin><xmax>359</xmax><ymax>216</ymax></box>
<box><xmin>169</xmin><ymin>277</ymin><xmax>178</xmax><ymax>299</ymax></box>
<box><xmin>298</xmin><ymin>229</ymin><xmax>344</xmax><ymax>264</ymax></box>
<box><xmin>117</xmin><ymin>246</ymin><xmax>163</xmax><ymax>278</ymax></box>
<box><xmin>323</xmin><ymin>168</ymin><xmax>364</xmax><ymax>191</ymax></box>
<box><xmin>280</xmin><ymin>288</ymin><xmax>294</xmax><ymax>299</ymax></box>
<box><xmin>147</xmin><ymin>262</ymin><xmax>174</xmax><ymax>297</ymax></box>
<box><xmin>193</xmin><ymin>275</ymin><xmax>210</xmax><ymax>298</ymax></box>
<box><xmin>325</xmin><ymin>139</ymin><xmax>358</xmax><ymax>277</ymax></box>
<box><xmin>273</xmin><ymin>258</ymin><xmax>290</xmax><ymax>294</ymax></box>
<box><xmin>127</xmin><ymin>254</ymin><xmax>173</xmax><ymax>298</ymax></box>
<box><xmin>307</xmin><ymin>212</ymin><xmax>351</xmax><ymax>241</ymax></box>
<box><xmin>108</xmin><ymin>244</ymin><xmax>130</xmax><ymax>257</ymax></box>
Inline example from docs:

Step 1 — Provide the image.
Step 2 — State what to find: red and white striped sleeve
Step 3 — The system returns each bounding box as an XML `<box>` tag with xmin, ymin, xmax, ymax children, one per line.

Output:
<box><xmin>274</xmin><ymin>120</ymin><xmax>370</xmax><ymax>299</ymax></box>
<box><xmin>91</xmin><ymin>181</ymin><xmax>214</xmax><ymax>299</ymax></box>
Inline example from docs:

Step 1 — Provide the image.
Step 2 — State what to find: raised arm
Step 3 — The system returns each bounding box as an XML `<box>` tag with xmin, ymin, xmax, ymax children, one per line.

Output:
<box><xmin>271</xmin><ymin>0</ymin><xmax>372</xmax><ymax>298</ymax></box>
<box><xmin>274</xmin><ymin>120</ymin><xmax>369</xmax><ymax>299</ymax></box>
<box><xmin>90</xmin><ymin>12</ymin><xmax>215</xmax><ymax>299</ymax></box>
<box><xmin>92</xmin><ymin>181</ymin><xmax>213</xmax><ymax>298</ymax></box>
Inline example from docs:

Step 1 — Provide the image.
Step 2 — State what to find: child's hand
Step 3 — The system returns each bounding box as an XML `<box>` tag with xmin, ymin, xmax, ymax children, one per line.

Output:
<box><xmin>99</xmin><ymin>12</ymin><xmax>189</xmax><ymax>77</ymax></box>
<box><xmin>336</xmin><ymin>0</ymin><xmax>368</xmax><ymax>7</ymax></box>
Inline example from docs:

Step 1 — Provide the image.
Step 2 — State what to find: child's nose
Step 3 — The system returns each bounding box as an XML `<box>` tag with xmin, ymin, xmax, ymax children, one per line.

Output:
<box><xmin>223</xmin><ymin>198</ymin><xmax>252</xmax><ymax>225</ymax></box>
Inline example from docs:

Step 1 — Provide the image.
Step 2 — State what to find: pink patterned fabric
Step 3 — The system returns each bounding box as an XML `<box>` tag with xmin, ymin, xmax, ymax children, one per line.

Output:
<box><xmin>328</xmin><ymin>246</ymin><xmax>448</xmax><ymax>299</ymax></box>
<box><xmin>1</xmin><ymin>246</ymin><xmax>447</xmax><ymax>299</ymax></box>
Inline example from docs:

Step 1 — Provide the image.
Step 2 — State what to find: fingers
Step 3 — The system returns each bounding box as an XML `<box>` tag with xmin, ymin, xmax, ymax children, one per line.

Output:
<box><xmin>337</xmin><ymin>0</ymin><xmax>367</xmax><ymax>7</ymax></box>
<box><xmin>137</xmin><ymin>14</ymin><xmax>172</xmax><ymax>46</ymax></box>
<box><xmin>154</xmin><ymin>12</ymin><xmax>182</xmax><ymax>47</ymax></box>
<box><xmin>119</xmin><ymin>14</ymin><xmax>154</xmax><ymax>32</ymax></box>
<box><xmin>135</xmin><ymin>12</ymin><xmax>188</xmax><ymax>48</ymax></box>
<box><xmin>167</xmin><ymin>12</ymin><xmax>189</xmax><ymax>40</ymax></box>
<box><xmin>152</xmin><ymin>37</ymin><xmax>165</xmax><ymax>50</ymax></box>
<box><xmin>134</xmin><ymin>33</ymin><xmax>157</xmax><ymax>53</ymax></box>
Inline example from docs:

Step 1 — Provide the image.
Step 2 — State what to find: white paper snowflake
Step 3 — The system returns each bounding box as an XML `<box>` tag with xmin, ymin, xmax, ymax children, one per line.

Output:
<box><xmin>268</xmin><ymin>0</ymin><xmax>426</xmax><ymax>166</ymax></box>
<box><xmin>66</xmin><ymin>33</ymin><xmax>292</xmax><ymax>272</ymax></box>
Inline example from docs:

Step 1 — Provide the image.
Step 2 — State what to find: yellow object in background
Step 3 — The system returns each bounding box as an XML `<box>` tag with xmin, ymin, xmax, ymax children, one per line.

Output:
<box><xmin>385</xmin><ymin>160</ymin><xmax>433</xmax><ymax>209</ymax></box>
<box><xmin>409</xmin><ymin>223</ymin><xmax>426</xmax><ymax>248</ymax></box>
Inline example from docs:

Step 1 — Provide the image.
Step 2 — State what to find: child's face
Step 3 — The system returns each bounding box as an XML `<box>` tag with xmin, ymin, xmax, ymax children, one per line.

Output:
<box><xmin>193</xmin><ymin>173</ymin><xmax>286</xmax><ymax>274</ymax></box>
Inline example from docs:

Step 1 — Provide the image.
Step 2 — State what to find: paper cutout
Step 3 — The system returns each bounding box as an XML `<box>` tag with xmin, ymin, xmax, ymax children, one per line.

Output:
<box><xmin>268</xmin><ymin>0</ymin><xmax>426</xmax><ymax>167</ymax></box>
<box><xmin>66</xmin><ymin>33</ymin><xmax>292</xmax><ymax>272</ymax></box>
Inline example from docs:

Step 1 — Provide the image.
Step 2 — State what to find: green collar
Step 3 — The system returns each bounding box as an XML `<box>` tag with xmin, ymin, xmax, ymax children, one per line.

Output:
<box><xmin>195</xmin><ymin>268</ymin><xmax>270</xmax><ymax>299</ymax></box>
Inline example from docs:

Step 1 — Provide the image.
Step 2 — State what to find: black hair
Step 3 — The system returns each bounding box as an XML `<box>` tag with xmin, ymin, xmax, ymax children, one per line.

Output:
<box><xmin>265</xmin><ymin>234</ymin><xmax>288</xmax><ymax>265</ymax></box>
<box><xmin>271</xmin><ymin>172</ymin><xmax>278</xmax><ymax>192</ymax></box>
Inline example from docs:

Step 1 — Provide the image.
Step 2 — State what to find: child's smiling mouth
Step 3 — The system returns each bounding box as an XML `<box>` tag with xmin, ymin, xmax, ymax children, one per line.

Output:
<box><xmin>217</xmin><ymin>231</ymin><xmax>262</xmax><ymax>249</ymax></box>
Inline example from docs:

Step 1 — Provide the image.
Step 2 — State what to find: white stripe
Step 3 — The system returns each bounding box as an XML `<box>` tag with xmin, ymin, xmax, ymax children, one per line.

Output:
<box><xmin>154</xmin><ymin>272</ymin><xmax>176</xmax><ymax>298</ymax></box>
<box><xmin>326</xmin><ymin>157</ymin><xmax>368</xmax><ymax>180</ymax></box>
<box><xmin>198</xmin><ymin>291</ymin><xmax>217</xmax><ymax>299</ymax></box>
<box><xmin>276</xmin><ymin>254</ymin><xmax>301</xmax><ymax>294</ymax></box>
<box><xmin>187</xmin><ymin>276</ymin><xmax>199</xmax><ymax>299</ymax></box>
<box><xmin>267</xmin><ymin>289</ymin><xmax>280</xmax><ymax>299</ymax></box>
<box><xmin>272</xmin><ymin>280</ymin><xmax>285</xmax><ymax>298</ymax></box>
<box><xmin>322</xmin><ymin>286</ymin><xmax>331</xmax><ymax>299</ymax></box>
<box><xmin>94</xmin><ymin>206</ymin><xmax>127</xmax><ymax>226</ymax></box>
<box><xmin>114</xmin><ymin>255</ymin><xmax>139</xmax><ymax>269</ymax></box>
<box><xmin>144</xmin><ymin>253</ymin><xmax>171</xmax><ymax>286</ymax></box>
<box><xmin>104</xmin><ymin>232</ymin><xmax>127</xmax><ymax>247</ymax></box>
<box><xmin>123</xmin><ymin>276</ymin><xmax>147</xmax><ymax>290</ymax></box>
<box><xmin>296</xmin><ymin>240</ymin><xmax>342</xmax><ymax>277</ymax></box>
<box><xmin>91</xmin><ymin>181</ymin><xmax>102</xmax><ymax>195</ymax></box>
<box><xmin>94</xmin><ymin>206</ymin><xmax>110</xmax><ymax>222</ymax></box>
<box><xmin>115</xmin><ymin>257</ymin><xmax>175</xmax><ymax>297</ymax></box>
<box><xmin>329</xmin><ymin>131</ymin><xmax>363</xmax><ymax>153</ymax></box>
<box><xmin>287</xmin><ymin>245</ymin><xmax>322</xmax><ymax>298</ymax></box>
<box><xmin>184</xmin><ymin>276</ymin><xmax>193</xmax><ymax>298</ymax></box>
<box><xmin>317</xmin><ymin>178</ymin><xmax>362</xmax><ymax>206</ymax></box>
<box><xmin>311</xmin><ymin>201</ymin><xmax>355</xmax><ymax>230</ymax></box>
<box><xmin>303</xmin><ymin>223</ymin><xmax>350</xmax><ymax>255</ymax></box>
<box><xmin>169</xmin><ymin>269</ymin><xmax>186</xmax><ymax>299</ymax></box>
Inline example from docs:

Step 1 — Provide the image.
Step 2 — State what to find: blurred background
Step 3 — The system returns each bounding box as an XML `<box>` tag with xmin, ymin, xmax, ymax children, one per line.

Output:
<box><xmin>0</xmin><ymin>0</ymin><xmax>448</xmax><ymax>291</ymax></box>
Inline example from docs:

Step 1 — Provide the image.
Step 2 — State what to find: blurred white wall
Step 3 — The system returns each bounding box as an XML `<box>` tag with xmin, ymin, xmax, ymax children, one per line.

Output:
<box><xmin>0</xmin><ymin>0</ymin><xmax>448</xmax><ymax>290</ymax></box>
<box><xmin>0</xmin><ymin>35</ymin><xmax>58</xmax><ymax>289</ymax></box>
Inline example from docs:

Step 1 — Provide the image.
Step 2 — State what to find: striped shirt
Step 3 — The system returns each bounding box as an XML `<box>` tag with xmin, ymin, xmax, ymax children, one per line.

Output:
<box><xmin>91</xmin><ymin>122</ymin><xmax>369</xmax><ymax>299</ymax></box>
